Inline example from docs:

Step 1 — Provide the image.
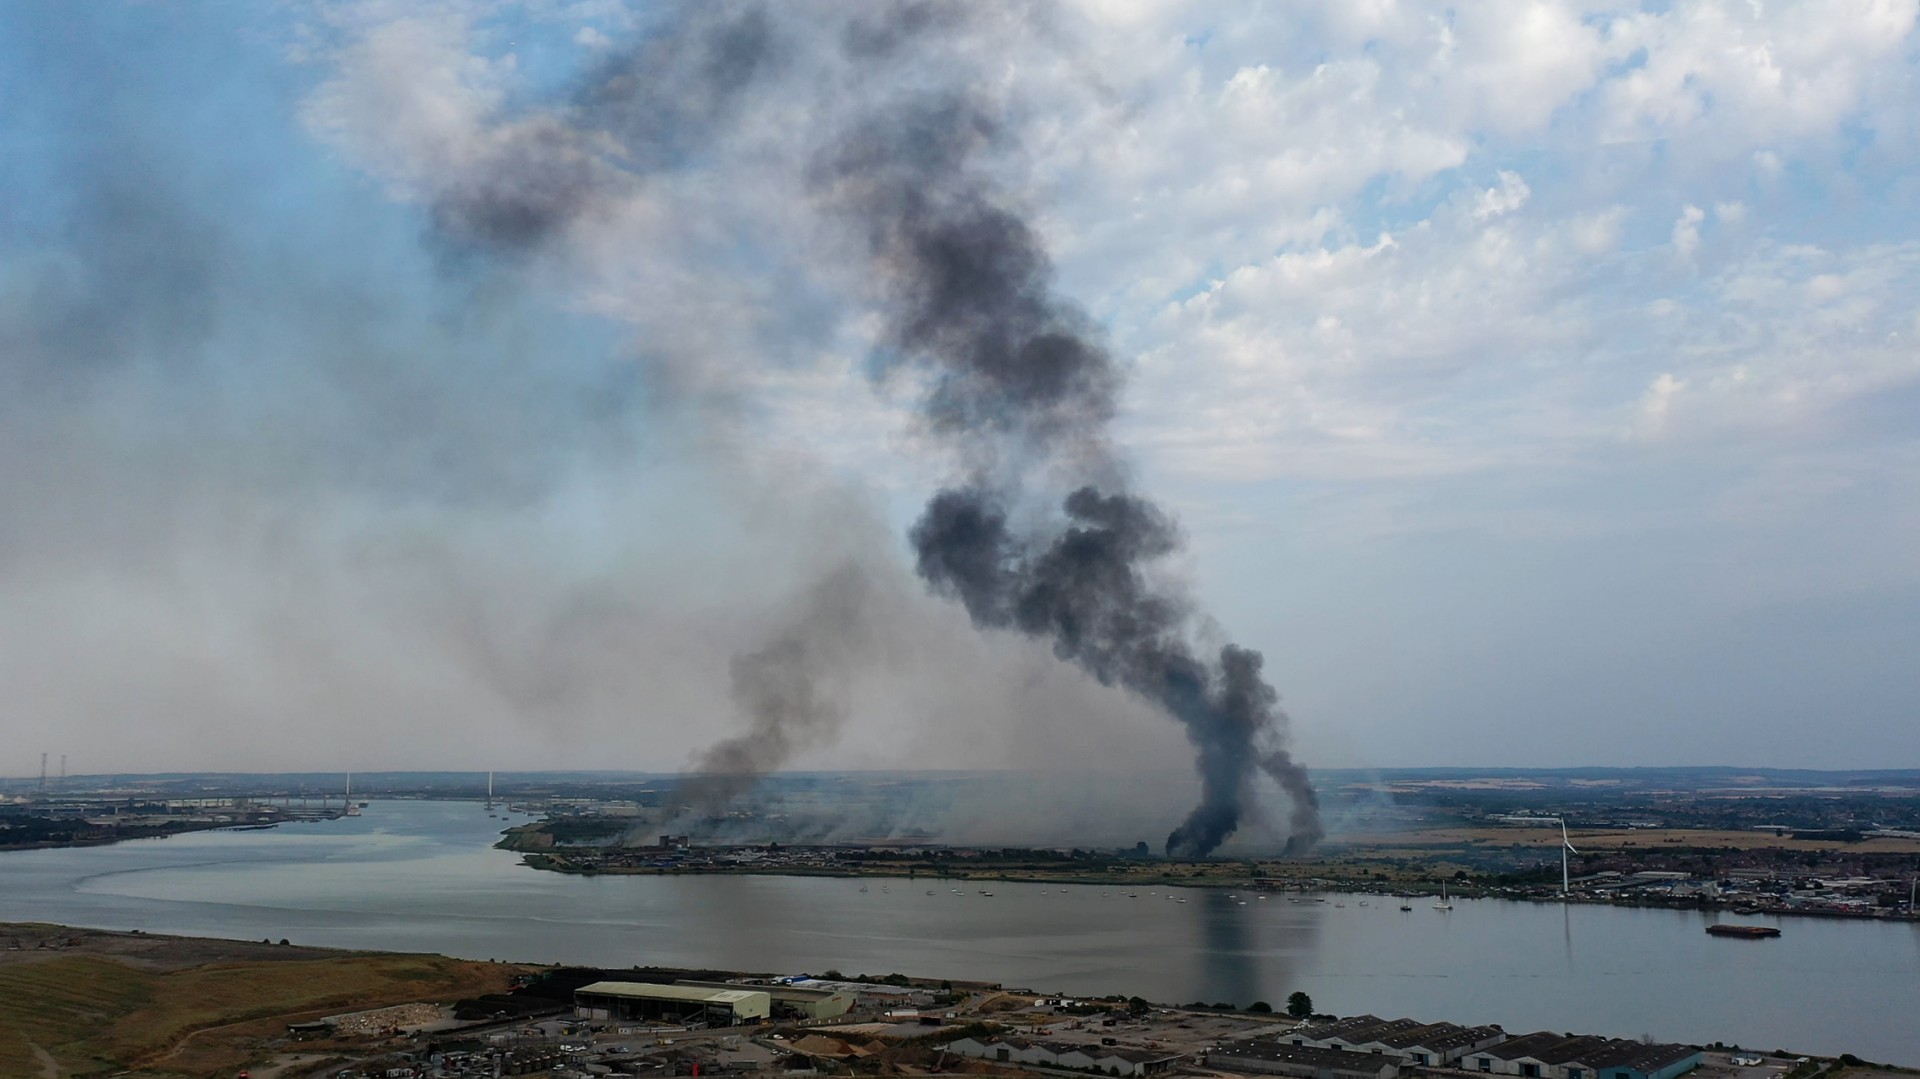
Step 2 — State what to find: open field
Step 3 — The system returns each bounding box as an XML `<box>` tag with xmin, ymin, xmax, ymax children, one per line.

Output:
<box><xmin>0</xmin><ymin>923</ymin><xmax>521</xmax><ymax>1078</ymax></box>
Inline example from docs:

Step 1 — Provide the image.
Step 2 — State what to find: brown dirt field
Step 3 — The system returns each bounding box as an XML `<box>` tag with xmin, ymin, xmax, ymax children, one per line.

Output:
<box><xmin>0</xmin><ymin>923</ymin><xmax>362</xmax><ymax>971</ymax></box>
<box><xmin>0</xmin><ymin>923</ymin><xmax>523</xmax><ymax>1078</ymax></box>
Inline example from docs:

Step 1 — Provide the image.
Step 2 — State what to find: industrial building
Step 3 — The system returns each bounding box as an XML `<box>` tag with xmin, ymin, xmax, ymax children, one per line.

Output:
<box><xmin>941</xmin><ymin>1036</ymin><xmax>1183</xmax><ymax>1076</ymax></box>
<box><xmin>1286</xmin><ymin>1016</ymin><xmax>1507</xmax><ymax>1064</ymax></box>
<box><xmin>1284</xmin><ymin>1017</ymin><xmax>1400</xmax><ymax>1049</ymax></box>
<box><xmin>1320</xmin><ymin>1018</ymin><xmax>1435</xmax><ymax>1053</ymax></box>
<box><xmin>1249</xmin><ymin>1018</ymin><xmax>1697</xmax><ymax>1079</ymax></box>
<box><xmin>674</xmin><ymin>979</ymin><xmax>853</xmax><ymax>1020</ymax></box>
<box><xmin>572</xmin><ymin>982</ymin><xmax>770</xmax><ymax>1026</ymax></box>
<box><xmin>1374</xmin><ymin>1024</ymin><xmax>1507</xmax><ymax>1065</ymax></box>
<box><xmin>1463</xmin><ymin>1033</ymin><xmax>1701</xmax><ymax>1079</ymax></box>
<box><xmin>1203</xmin><ymin>1042</ymin><xmax>1404</xmax><ymax>1079</ymax></box>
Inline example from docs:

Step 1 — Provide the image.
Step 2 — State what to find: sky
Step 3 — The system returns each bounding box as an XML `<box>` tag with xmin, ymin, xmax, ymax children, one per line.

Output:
<box><xmin>2</xmin><ymin>0</ymin><xmax>1917</xmax><ymax>782</ymax></box>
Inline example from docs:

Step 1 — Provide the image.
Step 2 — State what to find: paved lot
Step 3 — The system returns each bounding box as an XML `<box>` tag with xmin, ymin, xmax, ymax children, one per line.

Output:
<box><xmin>1697</xmin><ymin>1049</ymin><xmax>1807</xmax><ymax>1079</ymax></box>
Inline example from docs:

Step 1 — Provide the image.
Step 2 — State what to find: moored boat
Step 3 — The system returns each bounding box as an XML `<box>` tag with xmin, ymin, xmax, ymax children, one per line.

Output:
<box><xmin>1706</xmin><ymin>923</ymin><xmax>1780</xmax><ymax>938</ymax></box>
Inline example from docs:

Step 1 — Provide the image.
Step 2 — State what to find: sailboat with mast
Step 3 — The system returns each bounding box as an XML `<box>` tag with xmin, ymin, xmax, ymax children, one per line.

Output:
<box><xmin>1433</xmin><ymin>881</ymin><xmax>1453</xmax><ymax>911</ymax></box>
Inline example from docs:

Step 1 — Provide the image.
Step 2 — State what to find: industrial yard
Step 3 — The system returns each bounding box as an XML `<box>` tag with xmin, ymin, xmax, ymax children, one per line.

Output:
<box><xmin>3</xmin><ymin>922</ymin><xmax>1911</xmax><ymax>1079</ymax></box>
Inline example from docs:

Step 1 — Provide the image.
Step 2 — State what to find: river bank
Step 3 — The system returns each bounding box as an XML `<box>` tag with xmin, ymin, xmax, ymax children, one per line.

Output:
<box><xmin>496</xmin><ymin>828</ymin><xmax>1920</xmax><ymax>928</ymax></box>
<box><xmin>7</xmin><ymin>799</ymin><xmax>1917</xmax><ymax>1065</ymax></box>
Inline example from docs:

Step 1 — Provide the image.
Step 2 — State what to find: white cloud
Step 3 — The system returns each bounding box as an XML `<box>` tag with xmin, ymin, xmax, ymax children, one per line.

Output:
<box><xmin>1597</xmin><ymin>0</ymin><xmax>1919</xmax><ymax>155</ymax></box>
<box><xmin>295</xmin><ymin>0</ymin><xmax>1920</xmax><ymax>501</ymax></box>
<box><xmin>1638</xmin><ymin>371</ymin><xmax>1686</xmax><ymax>434</ymax></box>
<box><xmin>1570</xmin><ymin>207</ymin><xmax>1627</xmax><ymax>254</ymax></box>
<box><xmin>1474</xmin><ymin>170</ymin><xmax>1532</xmax><ymax>220</ymax></box>
<box><xmin>1671</xmin><ymin>203</ymin><xmax>1707</xmax><ymax>260</ymax></box>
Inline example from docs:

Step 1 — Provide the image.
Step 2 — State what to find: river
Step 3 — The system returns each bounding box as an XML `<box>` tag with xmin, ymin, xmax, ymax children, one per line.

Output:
<box><xmin>2</xmin><ymin>800</ymin><xmax>1914</xmax><ymax>1063</ymax></box>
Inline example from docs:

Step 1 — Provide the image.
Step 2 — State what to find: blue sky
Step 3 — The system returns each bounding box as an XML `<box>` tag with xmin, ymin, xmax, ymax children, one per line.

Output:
<box><xmin>2</xmin><ymin>1</ymin><xmax>1917</xmax><ymax>778</ymax></box>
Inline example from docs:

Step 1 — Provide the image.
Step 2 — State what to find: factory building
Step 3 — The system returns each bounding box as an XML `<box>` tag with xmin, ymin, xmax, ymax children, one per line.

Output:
<box><xmin>1572</xmin><ymin>1040</ymin><xmax>1703</xmax><ymax>1079</ymax></box>
<box><xmin>572</xmin><ymin>982</ymin><xmax>770</xmax><ymax>1026</ymax></box>
<box><xmin>1285</xmin><ymin>1017</ymin><xmax>1396</xmax><ymax>1049</ymax></box>
<box><xmin>1373</xmin><ymin>1024</ymin><xmax>1508</xmax><ymax>1065</ymax></box>
<box><xmin>941</xmin><ymin>1036</ymin><xmax>1182</xmax><ymax>1076</ymax></box>
<box><xmin>1464</xmin><ymin>1033</ymin><xmax>1700</xmax><ymax>1079</ymax></box>
<box><xmin>1323</xmin><ymin>1019</ymin><xmax>1434</xmax><ymax>1053</ymax></box>
<box><xmin>1204</xmin><ymin>1042</ymin><xmax>1404</xmax><ymax>1079</ymax></box>
<box><xmin>674</xmin><ymin>979</ymin><xmax>853</xmax><ymax>1020</ymax></box>
<box><xmin>1286</xmin><ymin>1016</ymin><xmax>1506</xmax><ymax>1063</ymax></box>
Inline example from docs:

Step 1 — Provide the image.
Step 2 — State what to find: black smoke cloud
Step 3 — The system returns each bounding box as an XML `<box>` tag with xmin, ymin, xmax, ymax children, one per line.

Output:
<box><xmin>819</xmin><ymin>85</ymin><xmax>1320</xmax><ymax>856</ymax></box>
<box><xmin>678</xmin><ymin>563</ymin><xmax>874</xmax><ymax>811</ymax></box>
<box><xmin>429</xmin><ymin>4</ymin><xmax>787</xmax><ymax>253</ymax></box>
<box><xmin>373</xmin><ymin>2</ymin><xmax>1320</xmax><ymax>854</ymax></box>
<box><xmin>907</xmin><ymin>485</ymin><xmax>1321</xmax><ymax>856</ymax></box>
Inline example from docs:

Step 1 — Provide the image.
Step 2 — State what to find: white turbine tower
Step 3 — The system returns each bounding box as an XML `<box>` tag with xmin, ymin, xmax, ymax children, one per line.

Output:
<box><xmin>1498</xmin><ymin>816</ymin><xmax>1578</xmax><ymax>896</ymax></box>
<box><xmin>1555</xmin><ymin>818</ymin><xmax>1578</xmax><ymax>895</ymax></box>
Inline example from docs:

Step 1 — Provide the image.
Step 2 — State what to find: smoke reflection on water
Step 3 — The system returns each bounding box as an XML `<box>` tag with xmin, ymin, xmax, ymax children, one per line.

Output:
<box><xmin>1198</xmin><ymin>890</ymin><xmax>1258</xmax><ymax>1009</ymax></box>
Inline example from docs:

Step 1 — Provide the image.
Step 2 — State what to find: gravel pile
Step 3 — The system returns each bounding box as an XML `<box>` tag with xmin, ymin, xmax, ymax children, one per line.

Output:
<box><xmin>328</xmin><ymin>1002</ymin><xmax>443</xmax><ymax>1036</ymax></box>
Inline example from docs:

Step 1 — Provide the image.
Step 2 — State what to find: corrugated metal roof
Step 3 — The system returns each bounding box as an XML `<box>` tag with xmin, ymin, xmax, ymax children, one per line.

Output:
<box><xmin>576</xmin><ymin>981</ymin><xmax>768</xmax><ymax>1005</ymax></box>
<box><xmin>1211</xmin><ymin>1042</ymin><xmax>1400</xmax><ymax>1073</ymax></box>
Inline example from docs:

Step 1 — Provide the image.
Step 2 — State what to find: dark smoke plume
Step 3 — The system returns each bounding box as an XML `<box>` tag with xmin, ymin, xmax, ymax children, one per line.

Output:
<box><xmin>369</xmin><ymin>1</ymin><xmax>1319</xmax><ymax>853</ymax></box>
<box><xmin>677</xmin><ymin>564</ymin><xmax>874</xmax><ymax>812</ymax></box>
<box><xmin>821</xmin><ymin>87</ymin><xmax>1320</xmax><ymax>857</ymax></box>
<box><xmin>429</xmin><ymin>4</ymin><xmax>788</xmax><ymax>253</ymax></box>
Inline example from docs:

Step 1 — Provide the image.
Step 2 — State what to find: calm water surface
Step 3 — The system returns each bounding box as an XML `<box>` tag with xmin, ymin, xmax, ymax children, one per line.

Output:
<box><xmin>2</xmin><ymin>801</ymin><xmax>1914</xmax><ymax>1063</ymax></box>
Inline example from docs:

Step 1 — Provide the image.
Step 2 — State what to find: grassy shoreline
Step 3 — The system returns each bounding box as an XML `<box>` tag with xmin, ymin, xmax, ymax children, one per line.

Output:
<box><xmin>495</xmin><ymin>831</ymin><xmax>1920</xmax><ymax>925</ymax></box>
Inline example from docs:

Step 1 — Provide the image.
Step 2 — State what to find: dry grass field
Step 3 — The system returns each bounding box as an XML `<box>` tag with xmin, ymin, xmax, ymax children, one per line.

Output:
<box><xmin>0</xmin><ymin>924</ymin><xmax>520</xmax><ymax>1078</ymax></box>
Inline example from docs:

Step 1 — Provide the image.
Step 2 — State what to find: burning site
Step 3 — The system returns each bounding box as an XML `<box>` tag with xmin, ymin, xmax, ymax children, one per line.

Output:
<box><xmin>8</xmin><ymin>3</ymin><xmax>1920</xmax><ymax>1074</ymax></box>
<box><xmin>341</xmin><ymin>3</ymin><xmax>1326</xmax><ymax>857</ymax></box>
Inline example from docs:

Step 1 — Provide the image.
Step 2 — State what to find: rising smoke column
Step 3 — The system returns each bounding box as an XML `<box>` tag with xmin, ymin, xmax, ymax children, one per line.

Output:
<box><xmin>818</xmin><ymin>92</ymin><xmax>1322</xmax><ymax>857</ymax></box>
<box><xmin>677</xmin><ymin>563</ymin><xmax>873</xmax><ymax>812</ymax></box>
<box><xmin>312</xmin><ymin>2</ymin><xmax>1320</xmax><ymax>854</ymax></box>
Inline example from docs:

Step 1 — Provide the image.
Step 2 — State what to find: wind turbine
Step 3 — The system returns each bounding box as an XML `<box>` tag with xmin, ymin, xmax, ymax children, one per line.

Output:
<box><xmin>1555</xmin><ymin>818</ymin><xmax>1578</xmax><ymax>896</ymax></box>
<box><xmin>1496</xmin><ymin>816</ymin><xmax>1578</xmax><ymax>896</ymax></box>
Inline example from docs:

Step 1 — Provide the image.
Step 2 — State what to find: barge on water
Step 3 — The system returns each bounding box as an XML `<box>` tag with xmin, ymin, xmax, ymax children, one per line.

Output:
<box><xmin>1706</xmin><ymin>923</ymin><xmax>1781</xmax><ymax>939</ymax></box>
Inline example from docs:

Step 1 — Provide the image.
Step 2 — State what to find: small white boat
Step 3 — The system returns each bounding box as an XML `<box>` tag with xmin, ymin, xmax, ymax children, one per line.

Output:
<box><xmin>1433</xmin><ymin>882</ymin><xmax>1453</xmax><ymax>911</ymax></box>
